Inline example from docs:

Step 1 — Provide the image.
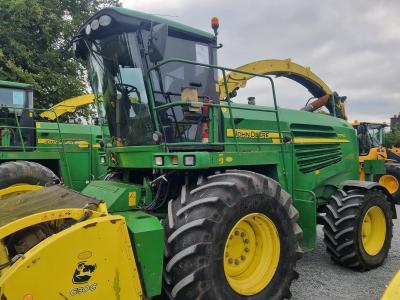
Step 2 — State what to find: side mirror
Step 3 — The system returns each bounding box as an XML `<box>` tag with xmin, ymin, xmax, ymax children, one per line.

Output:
<box><xmin>148</xmin><ymin>24</ymin><xmax>168</xmax><ymax>63</ymax></box>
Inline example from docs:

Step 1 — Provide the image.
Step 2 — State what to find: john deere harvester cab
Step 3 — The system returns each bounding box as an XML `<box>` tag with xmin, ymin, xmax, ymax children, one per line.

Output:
<box><xmin>353</xmin><ymin>121</ymin><xmax>400</xmax><ymax>203</ymax></box>
<box><xmin>74</xmin><ymin>9</ymin><xmax>220</xmax><ymax>149</ymax></box>
<box><xmin>0</xmin><ymin>7</ymin><xmax>396</xmax><ymax>300</ymax></box>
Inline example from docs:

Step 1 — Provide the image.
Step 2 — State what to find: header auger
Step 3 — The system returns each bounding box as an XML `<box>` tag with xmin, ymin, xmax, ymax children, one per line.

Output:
<box><xmin>0</xmin><ymin>7</ymin><xmax>396</xmax><ymax>300</ymax></box>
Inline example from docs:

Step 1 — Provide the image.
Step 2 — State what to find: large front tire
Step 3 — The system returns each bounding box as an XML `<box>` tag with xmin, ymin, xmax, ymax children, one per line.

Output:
<box><xmin>323</xmin><ymin>188</ymin><xmax>393</xmax><ymax>271</ymax></box>
<box><xmin>163</xmin><ymin>170</ymin><xmax>302</xmax><ymax>300</ymax></box>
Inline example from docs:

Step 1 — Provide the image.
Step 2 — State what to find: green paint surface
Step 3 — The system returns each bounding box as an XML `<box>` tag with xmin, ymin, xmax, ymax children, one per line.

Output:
<box><xmin>117</xmin><ymin>211</ymin><xmax>163</xmax><ymax>297</ymax></box>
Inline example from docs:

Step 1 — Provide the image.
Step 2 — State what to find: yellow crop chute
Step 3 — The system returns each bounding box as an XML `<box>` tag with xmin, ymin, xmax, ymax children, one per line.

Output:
<box><xmin>218</xmin><ymin>58</ymin><xmax>332</xmax><ymax>100</ymax></box>
<box><xmin>40</xmin><ymin>94</ymin><xmax>95</xmax><ymax>120</ymax></box>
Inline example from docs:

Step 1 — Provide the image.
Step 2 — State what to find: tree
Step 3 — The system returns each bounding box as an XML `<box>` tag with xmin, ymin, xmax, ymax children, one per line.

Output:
<box><xmin>384</xmin><ymin>123</ymin><xmax>400</xmax><ymax>147</ymax></box>
<box><xmin>0</xmin><ymin>0</ymin><xmax>121</xmax><ymax>109</ymax></box>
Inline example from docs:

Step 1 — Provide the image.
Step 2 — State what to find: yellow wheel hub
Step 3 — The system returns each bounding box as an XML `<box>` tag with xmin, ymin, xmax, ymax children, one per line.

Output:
<box><xmin>0</xmin><ymin>184</ymin><xmax>43</xmax><ymax>199</ymax></box>
<box><xmin>224</xmin><ymin>213</ymin><xmax>280</xmax><ymax>296</ymax></box>
<box><xmin>379</xmin><ymin>175</ymin><xmax>399</xmax><ymax>194</ymax></box>
<box><xmin>361</xmin><ymin>206</ymin><xmax>386</xmax><ymax>256</ymax></box>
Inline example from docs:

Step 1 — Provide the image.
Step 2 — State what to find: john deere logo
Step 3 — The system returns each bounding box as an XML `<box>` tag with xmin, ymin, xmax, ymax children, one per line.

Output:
<box><xmin>72</xmin><ymin>261</ymin><xmax>97</xmax><ymax>284</ymax></box>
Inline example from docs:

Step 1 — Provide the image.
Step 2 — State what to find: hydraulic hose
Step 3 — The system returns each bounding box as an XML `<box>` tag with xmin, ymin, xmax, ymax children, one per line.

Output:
<box><xmin>0</xmin><ymin>254</ymin><xmax>24</xmax><ymax>270</ymax></box>
<box><xmin>301</xmin><ymin>94</ymin><xmax>330</xmax><ymax>112</ymax></box>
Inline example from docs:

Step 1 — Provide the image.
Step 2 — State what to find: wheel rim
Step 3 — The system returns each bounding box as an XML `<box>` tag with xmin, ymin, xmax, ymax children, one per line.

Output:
<box><xmin>361</xmin><ymin>206</ymin><xmax>386</xmax><ymax>256</ymax></box>
<box><xmin>379</xmin><ymin>175</ymin><xmax>399</xmax><ymax>194</ymax></box>
<box><xmin>0</xmin><ymin>184</ymin><xmax>43</xmax><ymax>199</ymax></box>
<box><xmin>224</xmin><ymin>213</ymin><xmax>280</xmax><ymax>296</ymax></box>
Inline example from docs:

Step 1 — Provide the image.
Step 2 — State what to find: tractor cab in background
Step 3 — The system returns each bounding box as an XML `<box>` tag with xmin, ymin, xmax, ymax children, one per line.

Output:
<box><xmin>0</xmin><ymin>80</ymin><xmax>35</xmax><ymax>149</ymax></box>
<box><xmin>0</xmin><ymin>80</ymin><xmax>108</xmax><ymax>191</ymax></box>
<box><xmin>353</xmin><ymin>121</ymin><xmax>386</xmax><ymax>156</ymax></box>
<box><xmin>0</xmin><ymin>80</ymin><xmax>33</xmax><ymax>110</ymax></box>
<box><xmin>353</xmin><ymin>121</ymin><xmax>400</xmax><ymax>203</ymax></box>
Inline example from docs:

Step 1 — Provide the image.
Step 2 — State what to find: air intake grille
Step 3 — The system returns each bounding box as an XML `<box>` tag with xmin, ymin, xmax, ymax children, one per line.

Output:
<box><xmin>291</xmin><ymin>124</ymin><xmax>343</xmax><ymax>173</ymax></box>
<box><xmin>294</xmin><ymin>144</ymin><xmax>342</xmax><ymax>173</ymax></box>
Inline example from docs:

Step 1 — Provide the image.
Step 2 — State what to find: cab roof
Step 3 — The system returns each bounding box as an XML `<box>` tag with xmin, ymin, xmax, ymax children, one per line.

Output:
<box><xmin>0</xmin><ymin>80</ymin><xmax>32</xmax><ymax>90</ymax></box>
<box><xmin>77</xmin><ymin>7</ymin><xmax>215</xmax><ymax>42</ymax></box>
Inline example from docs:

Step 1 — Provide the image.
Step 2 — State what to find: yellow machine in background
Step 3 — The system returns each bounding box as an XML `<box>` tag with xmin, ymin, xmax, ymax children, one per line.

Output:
<box><xmin>0</xmin><ymin>186</ymin><xmax>143</xmax><ymax>300</ymax></box>
<box><xmin>353</xmin><ymin>121</ymin><xmax>400</xmax><ymax>203</ymax></box>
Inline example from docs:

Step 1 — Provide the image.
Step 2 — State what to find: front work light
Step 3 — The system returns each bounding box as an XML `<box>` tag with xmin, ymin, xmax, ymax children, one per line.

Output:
<box><xmin>184</xmin><ymin>155</ymin><xmax>195</xmax><ymax>166</ymax></box>
<box><xmin>155</xmin><ymin>156</ymin><xmax>164</xmax><ymax>166</ymax></box>
<box><xmin>99</xmin><ymin>15</ymin><xmax>112</xmax><ymax>27</ymax></box>
<box><xmin>85</xmin><ymin>24</ymin><xmax>91</xmax><ymax>35</ymax></box>
<box><xmin>152</xmin><ymin>131</ymin><xmax>162</xmax><ymax>143</ymax></box>
<box><xmin>91</xmin><ymin>19</ymin><xmax>100</xmax><ymax>31</ymax></box>
<box><xmin>171</xmin><ymin>156</ymin><xmax>178</xmax><ymax>165</ymax></box>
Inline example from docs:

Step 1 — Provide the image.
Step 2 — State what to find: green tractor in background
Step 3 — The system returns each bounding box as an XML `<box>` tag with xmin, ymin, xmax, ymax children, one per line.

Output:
<box><xmin>0</xmin><ymin>80</ymin><xmax>108</xmax><ymax>196</ymax></box>
<box><xmin>0</xmin><ymin>7</ymin><xmax>396</xmax><ymax>300</ymax></box>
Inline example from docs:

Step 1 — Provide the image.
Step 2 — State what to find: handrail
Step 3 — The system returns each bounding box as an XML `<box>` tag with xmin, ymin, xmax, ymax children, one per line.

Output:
<box><xmin>12</xmin><ymin>108</ymin><xmax>25</xmax><ymax>151</ymax></box>
<box><xmin>0</xmin><ymin>106</ymin><xmax>64</xmax><ymax>152</ymax></box>
<box><xmin>146</xmin><ymin>58</ymin><xmax>281</xmax><ymax>142</ymax></box>
<box><xmin>154</xmin><ymin>100</ymin><xmax>281</xmax><ymax>114</ymax></box>
<box><xmin>146</xmin><ymin>58</ymin><xmax>289</xmax><ymax>187</ymax></box>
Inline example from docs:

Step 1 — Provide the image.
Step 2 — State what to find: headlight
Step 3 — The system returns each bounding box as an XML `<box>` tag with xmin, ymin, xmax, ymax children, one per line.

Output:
<box><xmin>152</xmin><ymin>131</ymin><xmax>162</xmax><ymax>143</ymax></box>
<box><xmin>184</xmin><ymin>155</ymin><xmax>195</xmax><ymax>166</ymax></box>
<box><xmin>85</xmin><ymin>24</ymin><xmax>91</xmax><ymax>35</ymax></box>
<box><xmin>155</xmin><ymin>156</ymin><xmax>164</xmax><ymax>166</ymax></box>
<box><xmin>91</xmin><ymin>19</ymin><xmax>99</xmax><ymax>31</ymax></box>
<box><xmin>99</xmin><ymin>15</ymin><xmax>112</xmax><ymax>27</ymax></box>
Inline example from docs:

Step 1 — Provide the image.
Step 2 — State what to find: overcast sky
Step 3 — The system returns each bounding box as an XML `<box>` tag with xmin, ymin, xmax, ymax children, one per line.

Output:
<box><xmin>122</xmin><ymin>0</ymin><xmax>400</xmax><ymax>123</ymax></box>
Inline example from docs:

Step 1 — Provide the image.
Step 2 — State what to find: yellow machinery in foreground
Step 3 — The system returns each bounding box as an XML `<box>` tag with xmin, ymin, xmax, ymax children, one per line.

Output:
<box><xmin>0</xmin><ymin>185</ymin><xmax>143</xmax><ymax>299</ymax></box>
<box><xmin>382</xmin><ymin>271</ymin><xmax>400</xmax><ymax>299</ymax></box>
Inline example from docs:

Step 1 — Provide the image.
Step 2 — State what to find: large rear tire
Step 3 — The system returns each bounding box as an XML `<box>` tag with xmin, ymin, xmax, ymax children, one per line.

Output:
<box><xmin>0</xmin><ymin>161</ymin><xmax>59</xmax><ymax>198</ymax></box>
<box><xmin>375</xmin><ymin>164</ymin><xmax>400</xmax><ymax>204</ymax></box>
<box><xmin>323</xmin><ymin>188</ymin><xmax>393</xmax><ymax>271</ymax></box>
<box><xmin>163</xmin><ymin>170</ymin><xmax>302</xmax><ymax>300</ymax></box>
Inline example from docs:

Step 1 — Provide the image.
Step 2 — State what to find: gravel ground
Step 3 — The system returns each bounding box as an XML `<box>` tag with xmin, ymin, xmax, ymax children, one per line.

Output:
<box><xmin>291</xmin><ymin>206</ymin><xmax>400</xmax><ymax>300</ymax></box>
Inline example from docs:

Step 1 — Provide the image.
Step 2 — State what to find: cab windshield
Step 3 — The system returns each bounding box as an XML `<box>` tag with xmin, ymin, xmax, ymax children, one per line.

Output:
<box><xmin>0</xmin><ymin>87</ymin><xmax>30</xmax><ymax>108</ymax></box>
<box><xmin>367</xmin><ymin>125</ymin><xmax>384</xmax><ymax>147</ymax></box>
<box><xmin>86</xmin><ymin>27</ymin><xmax>217</xmax><ymax>146</ymax></box>
<box><xmin>88</xmin><ymin>32</ymin><xmax>154</xmax><ymax>146</ymax></box>
<box><xmin>0</xmin><ymin>86</ymin><xmax>31</xmax><ymax>118</ymax></box>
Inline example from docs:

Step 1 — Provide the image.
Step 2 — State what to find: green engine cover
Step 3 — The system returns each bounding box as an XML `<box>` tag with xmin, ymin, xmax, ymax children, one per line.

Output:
<box><xmin>82</xmin><ymin>180</ymin><xmax>144</xmax><ymax>212</ymax></box>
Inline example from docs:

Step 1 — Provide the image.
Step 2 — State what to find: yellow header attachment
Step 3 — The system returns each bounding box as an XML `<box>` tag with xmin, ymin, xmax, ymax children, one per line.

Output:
<box><xmin>40</xmin><ymin>94</ymin><xmax>95</xmax><ymax>120</ymax></box>
<box><xmin>217</xmin><ymin>59</ymin><xmax>332</xmax><ymax>100</ymax></box>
